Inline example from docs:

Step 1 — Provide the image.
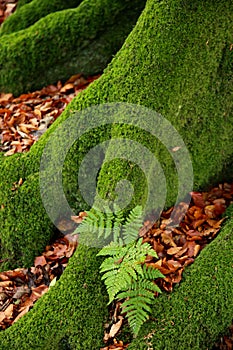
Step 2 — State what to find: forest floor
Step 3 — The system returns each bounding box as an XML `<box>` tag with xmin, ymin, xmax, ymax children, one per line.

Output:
<box><xmin>0</xmin><ymin>1</ymin><xmax>232</xmax><ymax>349</ymax></box>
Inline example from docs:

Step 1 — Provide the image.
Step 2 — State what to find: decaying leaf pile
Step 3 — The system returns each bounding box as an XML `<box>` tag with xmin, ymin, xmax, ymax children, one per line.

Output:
<box><xmin>141</xmin><ymin>188</ymin><xmax>230</xmax><ymax>292</ymax></box>
<box><xmin>0</xmin><ymin>73</ymin><xmax>100</xmax><ymax>155</ymax></box>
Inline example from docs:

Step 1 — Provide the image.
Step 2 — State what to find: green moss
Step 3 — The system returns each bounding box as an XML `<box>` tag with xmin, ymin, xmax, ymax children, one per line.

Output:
<box><xmin>0</xmin><ymin>0</ymin><xmax>145</xmax><ymax>95</ymax></box>
<box><xmin>94</xmin><ymin>0</ymin><xmax>233</xmax><ymax>212</ymax></box>
<box><xmin>17</xmin><ymin>0</ymin><xmax>33</xmax><ymax>9</ymax></box>
<box><xmin>0</xmin><ymin>172</ymin><xmax>55</xmax><ymax>270</ymax></box>
<box><xmin>0</xmin><ymin>244</ymin><xmax>109</xmax><ymax>350</ymax></box>
<box><xmin>0</xmin><ymin>0</ymin><xmax>83</xmax><ymax>36</ymax></box>
<box><xmin>44</xmin><ymin>0</ymin><xmax>233</xmax><ymax>213</ymax></box>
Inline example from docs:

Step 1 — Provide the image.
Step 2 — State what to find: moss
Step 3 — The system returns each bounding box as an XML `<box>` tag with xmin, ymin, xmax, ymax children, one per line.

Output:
<box><xmin>0</xmin><ymin>171</ymin><xmax>55</xmax><ymax>269</ymax></box>
<box><xmin>0</xmin><ymin>244</ymin><xmax>109</xmax><ymax>350</ymax></box>
<box><xmin>93</xmin><ymin>0</ymin><xmax>233</xmax><ymax>212</ymax></box>
<box><xmin>44</xmin><ymin>0</ymin><xmax>233</xmax><ymax>213</ymax></box>
<box><xmin>0</xmin><ymin>0</ymin><xmax>145</xmax><ymax>95</ymax></box>
<box><xmin>0</xmin><ymin>0</ymin><xmax>83</xmax><ymax>36</ymax></box>
<box><xmin>128</xmin><ymin>215</ymin><xmax>233</xmax><ymax>349</ymax></box>
<box><xmin>17</xmin><ymin>0</ymin><xmax>33</xmax><ymax>9</ymax></box>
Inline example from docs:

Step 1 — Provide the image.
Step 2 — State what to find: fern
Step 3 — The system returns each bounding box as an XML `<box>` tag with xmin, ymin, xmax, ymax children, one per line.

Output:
<box><xmin>122</xmin><ymin>206</ymin><xmax>144</xmax><ymax>244</ymax></box>
<box><xmin>74</xmin><ymin>204</ymin><xmax>142</xmax><ymax>245</ymax></box>
<box><xmin>73</xmin><ymin>205</ymin><xmax>165</xmax><ymax>336</ymax></box>
<box><xmin>117</xmin><ymin>266</ymin><xmax>164</xmax><ymax>336</ymax></box>
<box><xmin>97</xmin><ymin>238</ymin><xmax>164</xmax><ymax>336</ymax></box>
<box><xmin>97</xmin><ymin>238</ymin><xmax>157</xmax><ymax>303</ymax></box>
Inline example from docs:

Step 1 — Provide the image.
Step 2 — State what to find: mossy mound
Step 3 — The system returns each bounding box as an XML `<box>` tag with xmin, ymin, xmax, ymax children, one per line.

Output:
<box><xmin>0</xmin><ymin>0</ymin><xmax>145</xmax><ymax>95</ymax></box>
<box><xmin>0</xmin><ymin>0</ymin><xmax>83</xmax><ymax>36</ymax></box>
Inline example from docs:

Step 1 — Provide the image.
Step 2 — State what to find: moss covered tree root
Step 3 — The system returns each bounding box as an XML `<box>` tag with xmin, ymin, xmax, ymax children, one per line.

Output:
<box><xmin>0</xmin><ymin>0</ymin><xmax>145</xmax><ymax>95</ymax></box>
<box><xmin>0</xmin><ymin>0</ymin><xmax>232</xmax><ymax>348</ymax></box>
<box><xmin>0</xmin><ymin>0</ymin><xmax>83</xmax><ymax>36</ymax></box>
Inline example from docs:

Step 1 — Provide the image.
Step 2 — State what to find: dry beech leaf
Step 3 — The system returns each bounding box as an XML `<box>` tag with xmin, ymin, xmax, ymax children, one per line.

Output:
<box><xmin>31</xmin><ymin>285</ymin><xmax>48</xmax><ymax>299</ymax></box>
<box><xmin>166</xmin><ymin>260</ymin><xmax>182</xmax><ymax>270</ymax></box>
<box><xmin>3</xmin><ymin>304</ymin><xmax>14</xmax><ymax>319</ymax></box>
<box><xmin>12</xmin><ymin>306</ymin><xmax>30</xmax><ymax>324</ymax></box>
<box><xmin>161</xmin><ymin>232</ymin><xmax>176</xmax><ymax>247</ymax></box>
<box><xmin>0</xmin><ymin>281</ymin><xmax>13</xmax><ymax>287</ymax></box>
<box><xmin>60</xmin><ymin>83</ymin><xmax>74</xmax><ymax>93</ymax></box>
<box><xmin>71</xmin><ymin>211</ymin><xmax>87</xmax><ymax>224</ymax></box>
<box><xmin>167</xmin><ymin>247</ymin><xmax>183</xmax><ymax>255</ymax></box>
<box><xmin>174</xmin><ymin>247</ymin><xmax>188</xmax><ymax>258</ymax></box>
<box><xmin>193</xmin><ymin>244</ymin><xmax>201</xmax><ymax>257</ymax></box>
<box><xmin>0</xmin><ymin>268</ymin><xmax>27</xmax><ymax>281</ymax></box>
<box><xmin>0</xmin><ymin>93</ymin><xmax>13</xmax><ymax>102</ymax></box>
<box><xmin>0</xmin><ymin>312</ymin><xmax>6</xmax><ymax>323</ymax></box>
<box><xmin>204</xmin><ymin>205</ymin><xmax>216</xmax><ymax>219</ymax></box>
<box><xmin>104</xmin><ymin>316</ymin><xmax>124</xmax><ymax>342</ymax></box>
<box><xmin>190</xmin><ymin>191</ymin><xmax>206</xmax><ymax>208</ymax></box>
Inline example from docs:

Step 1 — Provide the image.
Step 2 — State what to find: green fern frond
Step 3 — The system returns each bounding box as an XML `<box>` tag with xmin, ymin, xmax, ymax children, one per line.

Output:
<box><xmin>142</xmin><ymin>264</ymin><xmax>165</xmax><ymax>280</ymax></box>
<box><xmin>122</xmin><ymin>296</ymin><xmax>153</xmax><ymax>309</ymax></box>
<box><xmin>75</xmin><ymin>204</ymin><xmax>165</xmax><ymax>337</ymax></box>
<box><xmin>102</xmin><ymin>269</ymin><xmax>131</xmax><ymax>303</ymax></box>
<box><xmin>113</xmin><ymin>207</ymin><xmax>124</xmax><ymax>244</ymax></box>
<box><xmin>133</xmin><ymin>238</ymin><xmax>158</xmax><ymax>262</ymax></box>
<box><xmin>122</xmin><ymin>206</ymin><xmax>143</xmax><ymax>244</ymax></box>
<box><xmin>98</xmin><ymin>256</ymin><xmax>119</xmax><ymax>273</ymax></box>
<box><xmin>118</xmin><ymin>268</ymin><xmax>163</xmax><ymax>336</ymax></box>
<box><xmin>74</xmin><ymin>204</ymin><xmax>144</xmax><ymax>246</ymax></box>
<box><xmin>77</xmin><ymin>210</ymin><xmax>99</xmax><ymax>235</ymax></box>
<box><xmin>100</xmin><ymin>261</ymin><xmax>143</xmax><ymax>303</ymax></box>
<box><xmin>97</xmin><ymin>238</ymin><xmax>164</xmax><ymax>319</ymax></box>
<box><xmin>97</xmin><ymin>241</ymin><xmax>128</xmax><ymax>257</ymax></box>
<box><xmin>126</xmin><ymin>308</ymin><xmax>150</xmax><ymax>336</ymax></box>
<box><xmin>117</xmin><ymin>286</ymin><xmax>155</xmax><ymax>300</ymax></box>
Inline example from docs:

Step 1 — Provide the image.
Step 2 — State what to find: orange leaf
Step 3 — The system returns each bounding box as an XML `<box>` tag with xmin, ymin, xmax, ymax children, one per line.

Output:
<box><xmin>167</xmin><ymin>247</ymin><xmax>183</xmax><ymax>255</ymax></box>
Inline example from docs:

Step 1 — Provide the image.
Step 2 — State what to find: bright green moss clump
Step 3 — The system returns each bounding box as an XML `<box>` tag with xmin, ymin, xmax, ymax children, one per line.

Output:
<box><xmin>0</xmin><ymin>0</ymin><xmax>83</xmax><ymax>36</ymax></box>
<box><xmin>0</xmin><ymin>0</ymin><xmax>145</xmax><ymax>95</ymax></box>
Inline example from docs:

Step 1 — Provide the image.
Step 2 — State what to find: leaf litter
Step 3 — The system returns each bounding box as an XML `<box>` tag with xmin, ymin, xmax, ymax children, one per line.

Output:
<box><xmin>0</xmin><ymin>73</ymin><xmax>100</xmax><ymax>155</ymax></box>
